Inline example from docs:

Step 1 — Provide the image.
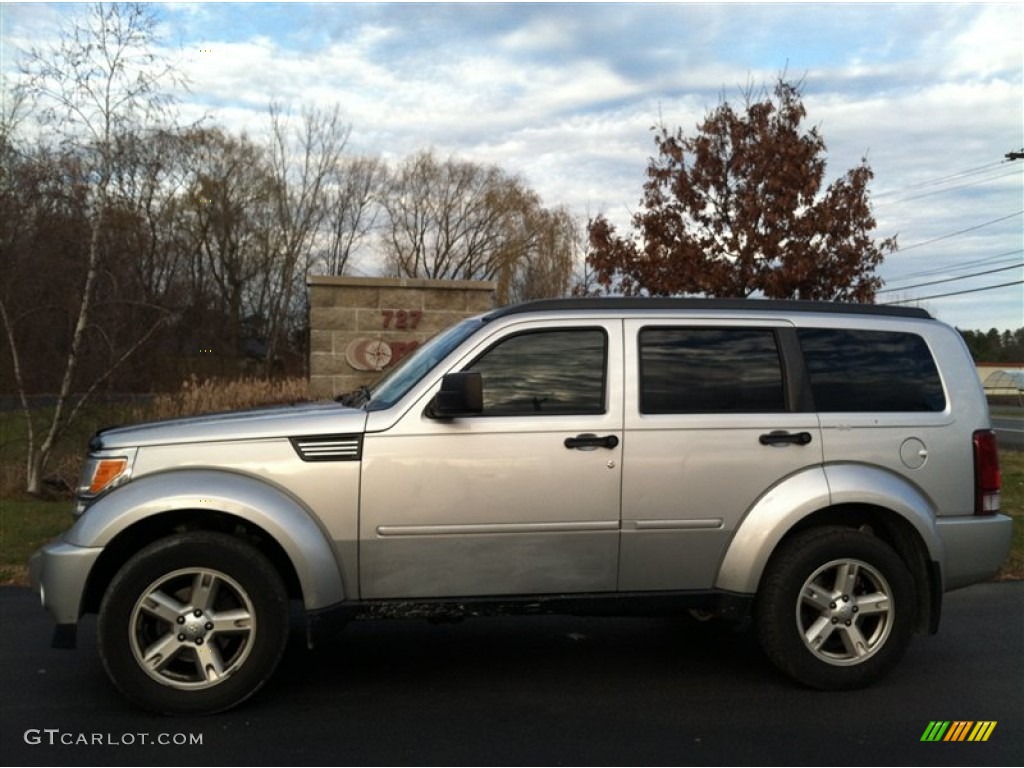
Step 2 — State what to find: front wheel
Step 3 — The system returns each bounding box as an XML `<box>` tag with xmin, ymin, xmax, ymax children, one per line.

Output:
<box><xmin>98</xmin><ymin>531</ymin><xmax>289</xmax><ymax>715</ymax></box>
<box><xmin>756</xmin><ymin>526</ymin><xmax>916</xmax><ymax>690</ymax></box>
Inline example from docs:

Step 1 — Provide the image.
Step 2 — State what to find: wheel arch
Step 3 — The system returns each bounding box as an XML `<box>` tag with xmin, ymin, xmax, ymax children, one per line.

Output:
<box><xmin>82</xmin><ymin>508</ymin><xmax>303</xmax><ymax>616</ymax></box>
<box><xmin>70</xmin><ymin>469</ymin><xmax>347</xmax><ymax>615</ymax></box>
<box><xmin>772</xmin><ymin>504</ymin><xmax>941</xmax><ymax>634</ymax></box>
<box><xmin>715</xmin><ymin>465</ymin><xmax>944</xmax><ymax>633</ymax></box>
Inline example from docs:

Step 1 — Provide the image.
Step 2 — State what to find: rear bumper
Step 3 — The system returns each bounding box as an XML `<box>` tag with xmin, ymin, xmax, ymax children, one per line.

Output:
<box><xmin>935</xmin><ymin>514</ymin><xmax>1013</xmax><ymax>591</ymax></box>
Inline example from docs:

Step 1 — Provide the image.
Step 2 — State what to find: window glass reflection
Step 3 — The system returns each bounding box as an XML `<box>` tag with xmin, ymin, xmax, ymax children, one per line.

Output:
<box><xmin>639</xmin><ymin>328</ymin><xmax>785</xmax><ymax>413</ymax></box>
<box><xmin>467</xmin><ymin>330</ymin><xmax>607</xmax><ymax>416</ymax></box>
<box><xmin>798</xmin><ymin>329</ymin><xmax>945</xmax><ymax>412</ymax></box>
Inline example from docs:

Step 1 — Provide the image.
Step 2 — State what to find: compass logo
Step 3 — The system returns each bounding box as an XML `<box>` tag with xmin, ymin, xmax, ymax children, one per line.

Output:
<box><xmin>345</xmin><ymin>338</ymin><xmax>393</xmax><ymax>371</ymax></box>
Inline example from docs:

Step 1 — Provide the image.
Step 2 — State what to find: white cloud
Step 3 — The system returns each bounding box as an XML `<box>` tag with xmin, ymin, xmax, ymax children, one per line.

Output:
<box><xmin>497</xmin><ymin>14</ymin><xmax>575</xmax><ymax>54</ymax></box>
<box><xmin>938</xmin><ymin>3</ymin><xmax>1023</xmax><ymax>79</ymax></box>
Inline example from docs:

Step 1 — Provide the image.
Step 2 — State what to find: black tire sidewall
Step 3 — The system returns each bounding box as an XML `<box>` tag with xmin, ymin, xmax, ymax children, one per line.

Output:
<box><xmin>756</xmin><ymin>527</ymin><xmax>916</xmax><ymax>690</ymax></box>
<box><xmin>97</xmin><ymin>531</ymin><xmax>289</xmax><ymax>715</ymax></box>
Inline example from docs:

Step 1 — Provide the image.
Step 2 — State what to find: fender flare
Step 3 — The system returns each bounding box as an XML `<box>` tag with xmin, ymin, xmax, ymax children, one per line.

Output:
<box><xmin>715</xmin><ymin>464</ymin><xmax>944</xmax><ymax>595</ymax></box>
<box><xmin>67</xmin><ymin>468</ymin><xmax>347</xmax><ymax>610</ymax></box>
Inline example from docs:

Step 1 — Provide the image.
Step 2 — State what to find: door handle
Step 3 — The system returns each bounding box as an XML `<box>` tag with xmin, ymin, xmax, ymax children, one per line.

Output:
<box><xmin>759</xmin><ymin>430</ymin><xmax>813</xmax><ymax>446</ymax></box>
<box><xmin>564</xmin><ymin>434</ymin><xmax>620</xmax><ymax>451</ymax></box>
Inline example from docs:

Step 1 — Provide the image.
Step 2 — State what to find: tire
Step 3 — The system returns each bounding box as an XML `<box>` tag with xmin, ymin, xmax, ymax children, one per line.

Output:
<box><xmin>98</xmin><ymin>531</ymin><xmax>290</xmax><ymax>715</ymax></box>
<box><xmin>756</xmin><ymin>526</ymin><xmax>915</xmax><ymax>690</ymax></box>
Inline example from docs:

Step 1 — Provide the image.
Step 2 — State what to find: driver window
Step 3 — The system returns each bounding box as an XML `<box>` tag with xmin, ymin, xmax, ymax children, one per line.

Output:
<box><xmin>466</xmin><ymin>329</ymin><xmax>607</xmax><ymax>416</ymax></box>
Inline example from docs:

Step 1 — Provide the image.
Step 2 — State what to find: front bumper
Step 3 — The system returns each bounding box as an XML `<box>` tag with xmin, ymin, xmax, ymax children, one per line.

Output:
<box><xmin>29</xmin><ymin>537</ymin><xmax>104</xmax><ymax>646</ymax></box>
<box><xmin>935</xmin><ymin>514</ymin><xmax>1013</xmax><ymax>591</ymax></box>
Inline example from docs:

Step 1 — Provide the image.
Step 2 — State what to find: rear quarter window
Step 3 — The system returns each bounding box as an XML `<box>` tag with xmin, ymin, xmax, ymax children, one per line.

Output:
<box><xmin>798</xmin><ymin>328</ymin><xmax>946</xmax><ymax>412</ymax></box>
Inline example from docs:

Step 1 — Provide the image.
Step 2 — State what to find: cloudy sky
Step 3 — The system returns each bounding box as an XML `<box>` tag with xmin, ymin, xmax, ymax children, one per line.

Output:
<box><xmin>3</xmin><ymin>1</ymin><xmax>1022</xmax><ymax>330</ymax></box>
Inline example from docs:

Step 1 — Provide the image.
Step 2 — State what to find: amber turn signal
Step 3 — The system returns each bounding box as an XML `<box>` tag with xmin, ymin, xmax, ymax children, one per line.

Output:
<box><xmin>88</xmin><ymin>457</ymin><xmax>128</xmax><ymax>495</ymax></box>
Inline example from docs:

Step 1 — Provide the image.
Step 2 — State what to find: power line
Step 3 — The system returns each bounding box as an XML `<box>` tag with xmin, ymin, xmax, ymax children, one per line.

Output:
<box><xmin>873</xmin><ymin>168</ymin><xmax>1021</xmax><ymax>208</ymax></box>
<box><xmin>885</xmin><ymin>249</ymin><xmax>1023</xmax><ymax>282</ymax></box>
<box><xmin>878</xmin><ymin>262</ymin><xmax>1023</xmax><ymax>294</ymax></box>
<box><xmin>873</xmin><ymin>160</ymin><xmax>1010</xmax><ymax>199</ymax></box>
<box><xmin>882</xmin><ymin>279</ymin><xmax>1024</xmax><ymax>305</ymax></box>
<box><xmin>872</xmin><ymin>160</ymin><xmax>1007</xmax><ymax>196</ymax></box>
<box><xmin>876</xmin><ymin>151</ymin><xmax>1024</xmax><ymax>308</ymax></box>
<box><xmin>893</xmin><ymin>210</ymin><xmax>1024</xmax><ymax>254</ymax></box>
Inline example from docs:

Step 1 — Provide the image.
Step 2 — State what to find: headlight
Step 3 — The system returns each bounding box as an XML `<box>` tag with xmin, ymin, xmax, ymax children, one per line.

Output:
<box><xmin>75</xmin><ymin>449</ymin><xmax>137</xmax><ymax>516</ymax></box>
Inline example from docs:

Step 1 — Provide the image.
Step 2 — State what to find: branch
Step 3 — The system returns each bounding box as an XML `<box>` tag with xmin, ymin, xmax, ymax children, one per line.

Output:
<box><xmin>63</xmin><ymin>312</ymin><xmax>170</xmax><ymax>439</ymax></box>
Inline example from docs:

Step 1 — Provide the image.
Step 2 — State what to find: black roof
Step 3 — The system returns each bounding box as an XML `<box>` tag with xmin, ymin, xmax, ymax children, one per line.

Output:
<box><xmin>486</xmin><ymin>297</ymin><xmax>932</xmax><ymax>320</ymax></box>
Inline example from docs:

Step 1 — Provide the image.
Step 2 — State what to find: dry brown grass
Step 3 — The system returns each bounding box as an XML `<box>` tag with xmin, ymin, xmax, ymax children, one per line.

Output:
<box><xmin>138</xmin><ymin>375</ymin><xmax>311</xmax><ymax>421</ymax></box>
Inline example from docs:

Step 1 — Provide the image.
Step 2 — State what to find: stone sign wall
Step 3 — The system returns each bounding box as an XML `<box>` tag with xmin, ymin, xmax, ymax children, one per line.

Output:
<box><xmin>308</xmin><ymin>276</ymin><xmax>495</xmax><ymax>398</ymax></box>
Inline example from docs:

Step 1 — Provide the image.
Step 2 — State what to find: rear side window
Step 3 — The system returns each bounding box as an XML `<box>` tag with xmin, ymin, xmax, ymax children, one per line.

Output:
<box><xmin>639</xmin><ymin>327</ymin><xmax>786</xmax><ymax>414</ymax></box>
<box><xmin>798</xmin><ymin>328</ymin><xmax>945</xmax><ymax>412</ymax></box>
<box><xmin>466</xmin><ymin>329</ymin><xmax>607</xmax><ymax>416</ymax></box>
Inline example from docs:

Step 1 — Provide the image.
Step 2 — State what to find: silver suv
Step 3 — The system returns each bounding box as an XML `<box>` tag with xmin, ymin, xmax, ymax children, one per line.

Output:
<box><xmin>30</xmin><ymin>298</ymin><xmax>1011</xmax><ymax>714</ymax></box>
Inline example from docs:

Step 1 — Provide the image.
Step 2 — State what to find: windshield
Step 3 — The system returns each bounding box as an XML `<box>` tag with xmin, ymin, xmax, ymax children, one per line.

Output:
<box><xmin>366</xmin><ymin>317</ymin><xmax>486</xmax><ymax>410</ymax></box>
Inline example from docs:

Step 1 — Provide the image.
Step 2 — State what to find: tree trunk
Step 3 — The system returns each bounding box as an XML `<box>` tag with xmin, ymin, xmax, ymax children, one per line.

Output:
<box><xmin>26</xmin><ymin>451</ymin><xmax>46</xmax><ymax>497</ymax></box>
<box><xmin>0</xmin><ymin>298</ymin><xmax>40</xmax><ymax>494</ymax></box>
<box><xmin>28</xmin><ymin>190</ymin><xmax>107</xmax><ymax>494</ymax></box>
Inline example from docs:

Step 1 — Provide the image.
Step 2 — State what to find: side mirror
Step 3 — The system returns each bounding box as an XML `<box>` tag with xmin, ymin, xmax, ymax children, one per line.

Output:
<box><xmin>426</xmin><ymin>372</ymin><xmax>483</xmax><ymax>419</ymax></box>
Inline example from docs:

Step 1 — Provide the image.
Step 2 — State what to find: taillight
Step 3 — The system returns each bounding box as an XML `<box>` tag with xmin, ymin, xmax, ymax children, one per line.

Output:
<box><xmin>973</xmin><ymin>429</ymin><xmax>1001</xmax><ymax>515</ymax></box>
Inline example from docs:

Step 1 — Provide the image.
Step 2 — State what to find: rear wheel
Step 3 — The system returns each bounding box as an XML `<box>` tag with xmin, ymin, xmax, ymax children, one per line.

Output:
<box><xmin>98</xmin><ymin>531</ymin><xmax>289</xmax><ymax>715</ymax></box>
<box><xmin>756</xmin><ymin>526</ymin><xmax>915</xmax><ymax>689</ymax></box>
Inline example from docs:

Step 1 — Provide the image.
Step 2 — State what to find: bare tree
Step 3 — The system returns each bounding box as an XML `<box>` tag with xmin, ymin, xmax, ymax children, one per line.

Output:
<box><xmin>108</xmin><ymin>128</ymin><xmax>194</xmax><ymax>306</ymax></box>
<box><xmin>383</xmin><ymin>150</ymin><xmax>508</xmax><ymax>281</ymax></box>
<box><xmin>7</xmin><ymin>2</ymin><xmax>183</xmax><ymax>493</ymax></box>
<box><xmin>500</xmin><ymin>204</ymin><xmax>577</xmax><ymax>303</ymax></box>
<box><xmin>1</xmin><ymin>115</ymin><xmax>89</xmax><ymax>404</ymax></box>
<box><xmin>184</xmin><ymin>127</ymin><xmax>278</xmax><ymax>359</ymax></box>
<box><xmin>383</xmin><ymin>149</ymin><xmax>577</xmax><ymax>303</ymax></box>
<box><xmin>264</xmin><ymin>102</ymin><xmax>351</xmax><ymax>373</ymax></box>
<box><xmin>316</xmin><ymin>155</ymin><xmax>387</xmax><ymax>276</ymax></box>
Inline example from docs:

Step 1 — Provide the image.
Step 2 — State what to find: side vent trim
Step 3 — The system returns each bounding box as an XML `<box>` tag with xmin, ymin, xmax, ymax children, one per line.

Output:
<box><xmin>289</xmin><ymin>434</ymin><xmax>363</xmax><ymax>462</ymax></box>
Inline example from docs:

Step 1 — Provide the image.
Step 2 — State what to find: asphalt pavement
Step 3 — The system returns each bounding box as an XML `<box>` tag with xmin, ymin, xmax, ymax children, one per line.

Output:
<box><xmin>1</xmin><ymin>581</ymin><xmax>1022</xmax><ymax>766</ymax></box>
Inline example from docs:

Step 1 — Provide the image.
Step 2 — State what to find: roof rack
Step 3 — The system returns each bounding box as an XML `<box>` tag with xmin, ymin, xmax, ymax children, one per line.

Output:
<box><xmin>486</xmin><ymin>297</ymin><xmax>932</xmax><ymax>320</ymax></box>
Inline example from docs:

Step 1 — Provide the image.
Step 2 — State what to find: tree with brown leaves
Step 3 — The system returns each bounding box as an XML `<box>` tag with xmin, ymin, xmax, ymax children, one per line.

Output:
<box><xmin>588</xmin><ymin>78</ymin><xmax>896</xmax><ymax>301</ymax></box>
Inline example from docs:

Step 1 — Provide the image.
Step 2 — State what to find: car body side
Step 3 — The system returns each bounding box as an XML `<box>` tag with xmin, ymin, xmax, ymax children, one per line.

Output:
<box><xmin>31</xmin><ymin>305</ymin><xmax>1011</xmax><ymax>652</ymax></box>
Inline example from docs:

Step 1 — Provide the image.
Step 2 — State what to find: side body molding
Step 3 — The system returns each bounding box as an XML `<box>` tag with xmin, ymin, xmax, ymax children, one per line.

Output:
<box><xmin>714</xmin><ymin>464</ymin><xmax>944</xmax><ymax>595</ymax></box>
<box><xmin>66</xmin><ymin>469</ymin><xmax>347</xmax><ymax>610</ymax></box>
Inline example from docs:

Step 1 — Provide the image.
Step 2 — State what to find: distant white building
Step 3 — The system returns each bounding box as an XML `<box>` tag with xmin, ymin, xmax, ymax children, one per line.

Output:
<box><xmin>977</xmin><ymin>363</ymin><xmax>1024</xmax><ymax>405</ymax></box>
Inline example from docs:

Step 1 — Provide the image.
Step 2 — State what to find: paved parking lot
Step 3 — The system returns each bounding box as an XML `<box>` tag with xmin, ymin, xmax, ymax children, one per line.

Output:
<box><xmin>2</xmin><ymin>582</ymin><xmax>1021</xmax><ymax>766</ymax></box>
